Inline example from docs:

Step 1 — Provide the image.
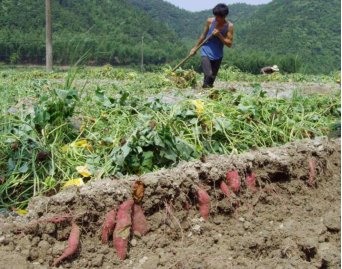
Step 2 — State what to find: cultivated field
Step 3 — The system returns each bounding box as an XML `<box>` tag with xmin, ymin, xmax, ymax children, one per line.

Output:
<box><xmin>0</xmin><ymin>66</ymin><xmax>340</xmax><ymax>268</ymax></box>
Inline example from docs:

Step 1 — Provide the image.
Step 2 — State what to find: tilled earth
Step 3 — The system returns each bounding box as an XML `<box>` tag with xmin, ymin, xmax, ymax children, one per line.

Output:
<box><xmin>149</xmin><ymin>80</ymin><xmax>340</xmax><ymax>104</ymax></box>
<box><xmin>0</xmin><ymin>137</ymin><xmax>340</xmax><ymax>269</ymax></box>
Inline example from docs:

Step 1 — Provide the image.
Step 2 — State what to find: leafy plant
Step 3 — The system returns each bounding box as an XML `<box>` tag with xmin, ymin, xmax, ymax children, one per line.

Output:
<box><xmin>33</xmin><ymin>88</ymin><xmax>78</xmax><ymax>132</ymax></box>
<box><xmin>110</xmin><ymin>119</ymin><xmax>197</xmax><ymax>175</ymax></box>
<box><xmin>0</xmin><ymin>66</ymin><xmax>340</xmax><ymax>210</ymax></box>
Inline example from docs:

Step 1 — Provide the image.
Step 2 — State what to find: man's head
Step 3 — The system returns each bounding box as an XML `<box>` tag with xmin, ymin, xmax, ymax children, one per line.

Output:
<box><xmin>213</xmin><ymin>3</ymin><xmax>229</xmax><ymax>22</ymax></box>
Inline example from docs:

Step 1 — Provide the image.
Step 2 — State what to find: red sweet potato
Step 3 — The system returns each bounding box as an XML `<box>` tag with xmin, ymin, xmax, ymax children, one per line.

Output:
<box><xmin>44</xmin><ymin>216</ymin><xmax>71</xmax><ymax>224</ymax></box>
<box><xmin>101</xmin><ymin>209</ymin><xmax>116</xmax><ymax>244</ymax></box>
<box><xmin>226</xmin><ymin>170</ymin><xmax>240</xmax><ymax>193</ymax></box>
<box><xmin>113</xmin><ymin>199</ymin><xmax>134</xmax><ymax>260</ymax></box>
<box><xmin>246</xmin><ymin>172</ymin><xmax>257</xmax><ymax>192</ymax></box>
<box><xmin>53</xmin><ymin>222</ymin><xmax>80</xmax><ymax>267</ymax></box>
<box><xmin>197</xmin><ymin>187</ymin><xmax>211</xmax><ymax>220</ymax></box>
<box><xmin>220</xmin><ymin>181</ymin><xmax>230</xmax><ymax>200</ymax></box>
<box><xmin>308</xmin><ymin>158</ymin><xmax>317</xmax><ymax>187</ymax></box>
<box><xmin>31</xmin><ymin>214</ymin><xmax>72</xmax><ymax>226</ymax></box>
<box><xmin>132</xmin><ymin>204</ymin><xmax>149</xmax><ymax>237</ymax></box>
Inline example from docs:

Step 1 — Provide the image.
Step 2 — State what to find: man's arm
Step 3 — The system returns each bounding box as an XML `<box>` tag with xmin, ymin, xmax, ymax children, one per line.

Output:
<box><xmin>213</xmin><ymin>22</ymin><xmax>234</xmax><ymax>48</ymax></box>
<box><xmin>189</xmin><ymin>18</ymin><xmax>212</xmax><ymax>55</ymax></box>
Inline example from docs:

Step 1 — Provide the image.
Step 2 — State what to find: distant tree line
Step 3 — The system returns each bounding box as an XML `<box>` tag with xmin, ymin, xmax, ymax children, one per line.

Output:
<box><xmin>0</xmin><ymin>0</ymin><xmax>340</xmax><ymax>74</ymax></box>
<box><xmin>0</xmin><ymin>0</ymin><xmax>186</xmax><ymax>66</ymax></box>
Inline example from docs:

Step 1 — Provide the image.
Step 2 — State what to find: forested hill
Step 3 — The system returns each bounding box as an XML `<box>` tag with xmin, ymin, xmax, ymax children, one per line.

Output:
<box><xmin>131</xmin><ymin>0</ymin><xmax>340</xmax><ymax>74</ymax></box>
<box><xmin>0</xmin><ymin>0</ymin><xmax>186</xmax><ymax>65</ymax></box>
<box><xmin>0</xmin><ymin>0</ymin><xmax>340</xmax><ymax>73</ymax></box>
<box><xmin>236</xmin><ymin>0</ymin><xmax>341</xmax><ymax>73</ymax></box>
<box><xmin>125</xmin><ymin>0</ymin><xmax>259</xmax><ymax>39</ymax></box>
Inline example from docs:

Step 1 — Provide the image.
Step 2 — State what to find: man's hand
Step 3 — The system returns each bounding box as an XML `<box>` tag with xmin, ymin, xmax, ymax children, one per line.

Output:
<box><xmin>213</xmin><ymin>28</ymin><xmax>220</xmax><ymax>36</ymax></box>
<box><xmin>189</xmin><ymin>47</ymin><xmax>198</xmax><ymax>56</ymax></box>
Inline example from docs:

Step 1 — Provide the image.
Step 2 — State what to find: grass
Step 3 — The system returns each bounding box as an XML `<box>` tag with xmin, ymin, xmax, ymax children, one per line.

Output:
<box><xmin>0</xmin><ymin>65</ymin><xmax>340</xmax><ymax>209</ymax></box>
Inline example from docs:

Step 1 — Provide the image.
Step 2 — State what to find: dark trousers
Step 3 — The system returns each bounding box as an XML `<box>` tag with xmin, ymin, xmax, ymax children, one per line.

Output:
<box><xmin>201</xmin><ymin>56</ymin><xmax>222</xmax><ymax>88</ymax></box>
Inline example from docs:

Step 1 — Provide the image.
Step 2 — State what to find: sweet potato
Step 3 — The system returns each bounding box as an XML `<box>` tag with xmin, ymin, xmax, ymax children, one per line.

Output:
<box><xmin>308</xmin><ymin>158</ymin><xmax>317</xmax><ymax>187</ymax></box>
<box><xmin>226</xmin><ymin>170</ymin><xmax>240</xmax><ymax>193</ymax></box>
<box><xmin>246</xmin><ymin>172</ymin><xmax>257</xmax><ymax>192</ymax></box>
<box><xmin>220</xmin><ymin>181</ymin><xmax>230</xmax><ymax>200</ymax></box>
<box><xmin>113</xmin><ymin>199</ymin><xmax>134</xmax><ymax>260</ymax></box>
<box><xmin>41</xmin><ymin>213</ymin><xmax>73</xmax><ymax>223</ymax></box>
<box><xmin>53</xmin><ymin>221</ymin><xmax>80</xmax><ymax>267</ymax></box>
<box><xmin>197</xmin><ymin>187</ymin><xmax>211</xmax><ymax>220</ymax></box>
<box><xmin>44</xmin><ymin>216</ymin><xmax>71</xmax><ymax>224</ymax></box>
<box><xmin>132</xmin><ymin>204</ymin><xmax>149</xmax><ymax>237</ymax></box>
<box><xmin>101</xmin><ymin>209</ymin><xmax>116</xmax><ymax>244</ymax></box>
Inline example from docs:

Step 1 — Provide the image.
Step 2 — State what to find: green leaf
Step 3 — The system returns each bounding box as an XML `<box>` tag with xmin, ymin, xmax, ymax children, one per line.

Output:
<box><xmin>185</xmin><ymin>110</ymin><xmax>196</xmax><ymax>117</ymax></box>
<box><xmin>154</xmin><ymin>134</ymin><xmax>165</xmax><ymax>148</ymax></box>
<box><xmin>95</xmin><ymin>87</ymin><xmax>105</xmax><ymax>99</ymax></box>
<box><xmin>161</xmin><ymin>149</ymin><xmax>177</xmax><ymax>162</ymax></box>
<box><xmin>142</xmin><ymin>151</ymin><xmax>154</xmax><ymax>169</ymax></box>
<box><xmin>121</xmin><ymin>144</ymin><xmax>131</xmax><ymax>158</ymax></box>
<box><xmin>119</xmin><ymin>91</ymin><xmax>129</xmax><ymax>106</ymax></box>
<box><xmin>213</xmin><ymin>118</ymin><xmax>232</xmax><ymax>132</ymax></box>
<box><xmin>8</xmin><ymin>158</ymin><xmax>15</xmax><ymax>171</ymax></box>
<box><xmin>18</xmin><ymin>163</ymin><xmax>29</xmax><ymax>173</ymax></box>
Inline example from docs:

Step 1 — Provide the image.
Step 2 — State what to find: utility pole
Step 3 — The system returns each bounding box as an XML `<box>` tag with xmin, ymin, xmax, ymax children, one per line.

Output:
<box><xmin>141</xmin><ymin>35</ymin><xmax>144</xmax><ymax>72</ymax></box>
<box><xmin>46</xmin><ymin>0</ymin><xmax>53</xmax><ymax>72</ymax></box>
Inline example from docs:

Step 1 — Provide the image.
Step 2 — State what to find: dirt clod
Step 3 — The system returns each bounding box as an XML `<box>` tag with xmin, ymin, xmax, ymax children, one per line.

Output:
<box><xmin>323</xmin><ymin>210</ymin><xmax>341</xmax><ymax>232</ymax></box>
<box><xmin>92</xmin><ymin>254</ymin><xmax>104</xmax><ymax>267</ymax></box>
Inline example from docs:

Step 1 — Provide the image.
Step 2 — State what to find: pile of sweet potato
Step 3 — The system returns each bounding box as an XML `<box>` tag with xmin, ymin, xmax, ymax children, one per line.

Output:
<box><xmin>51</xmin><ymin>181</ymin><xmax>149</xmax><ymax>267</ymax></box>
<box><xmin>46</xmin><ymin>163</ymin><xmax>317</xmax><ymax>266</ymax></box>
<box><xmin>197</xmin><ymin>169</ymin><xmax>257</xmax><ymax>220</ymax></box>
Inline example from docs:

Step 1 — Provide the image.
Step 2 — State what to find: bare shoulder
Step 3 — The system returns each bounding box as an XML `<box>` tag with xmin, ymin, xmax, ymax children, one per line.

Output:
<box><xmin>207</xmin><ymin>17</ymin><xmax>215</xmax><ymax>24</ymax></box>
<box><xmin>227</xmin><ymin>21</ymin><xmax>234</xmax><ymax>28</ymax></box>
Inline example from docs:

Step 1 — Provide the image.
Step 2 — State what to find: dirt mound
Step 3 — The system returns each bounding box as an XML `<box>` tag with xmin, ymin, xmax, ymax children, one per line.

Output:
<box><xmin>0</xmin><ymin>137</ymin><xmax>340</xmax><ymax>269</ymax></box>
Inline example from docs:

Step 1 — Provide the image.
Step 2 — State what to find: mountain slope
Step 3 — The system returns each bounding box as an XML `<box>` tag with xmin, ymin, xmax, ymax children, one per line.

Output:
<box><xmin>126</xmin><ymin>0</ymin><xmax>260</xmax><ymax>39</ymax></box>
<box><xmin>0</xmin><ymin>0</ymin><xmax>185</xmax><ymax>65</ymax></box>
<box><xmin>0</xmin><ymin>0</ymin><xmax>339</xmax><ymax>73</ymax></box>
<box><xmin>236</xmin><ymin>0</ymin><xmax>341</xmax><ymax>73</ymax></box>
<box><xmin>126</xmin><ymin>0</ymin><xmax>340</xmax><ymax>73</ymax></box>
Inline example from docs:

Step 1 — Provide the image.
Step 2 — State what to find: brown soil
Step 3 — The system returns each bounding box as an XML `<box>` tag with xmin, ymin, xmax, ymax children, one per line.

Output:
<box><xmin>50</xmin><ymin>79</ymin><xmax>340</xmax><ymax>99</ymax></box>
<box><xmin>0</xmin><ymin>137</ymin><xmax>340</xmax><ymax>269</ymax></box>
<box><xmin>214</xmin><ymin>81</ymin><xmax>340</xmax><ymax>98</ymax></box>
<box><xmin>148</xmin><ymin>81</ymin><xmax>340</xmax><ymax>105</ymax></box>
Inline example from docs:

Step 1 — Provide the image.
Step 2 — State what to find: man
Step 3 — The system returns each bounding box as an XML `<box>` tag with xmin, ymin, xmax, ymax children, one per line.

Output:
<box><xmin>190</xmin><ymin>3</ymin><xmax>234</xmax><ymax>88</ymax></box>
<box><xmin>260</xmin><ymin>65</ymin><xmax>280</xmax><ymax>75</ymax></box>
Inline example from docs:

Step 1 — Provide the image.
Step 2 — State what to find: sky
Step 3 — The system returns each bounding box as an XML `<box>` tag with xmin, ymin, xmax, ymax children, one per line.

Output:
<box><xmin>164</xmin><ymin>0</ymin><xmax>272</xmax><ymax>12</ymax></box>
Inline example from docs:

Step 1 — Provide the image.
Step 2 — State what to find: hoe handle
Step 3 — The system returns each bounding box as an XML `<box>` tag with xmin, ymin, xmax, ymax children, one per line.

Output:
<box><xmin>172</xmin><ymin>34</ymin><xmax>213</xmax><ymax>72</ymax></box>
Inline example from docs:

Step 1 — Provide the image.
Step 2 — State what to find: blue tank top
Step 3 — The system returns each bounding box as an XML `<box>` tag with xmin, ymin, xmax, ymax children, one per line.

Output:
<box><xmin>201</xmin><ymin>19</ymin><xmax>229</xmax><ymax>60</ymax></box>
